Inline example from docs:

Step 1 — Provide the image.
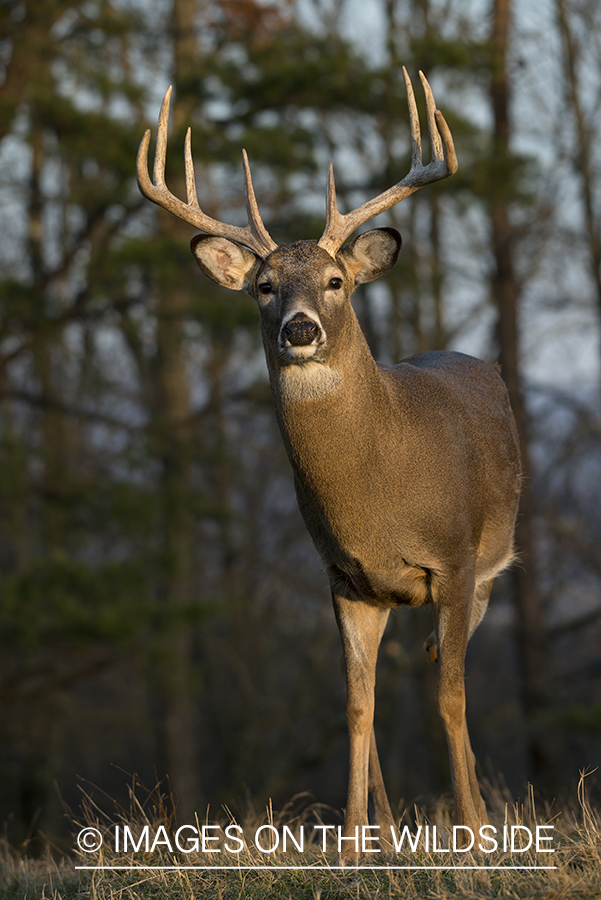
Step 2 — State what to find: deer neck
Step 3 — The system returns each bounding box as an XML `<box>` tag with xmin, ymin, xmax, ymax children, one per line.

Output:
<box><xmin>266</xmin><ymin>314</ymin><xmax>391</xmax><ymax>482</ymax></box>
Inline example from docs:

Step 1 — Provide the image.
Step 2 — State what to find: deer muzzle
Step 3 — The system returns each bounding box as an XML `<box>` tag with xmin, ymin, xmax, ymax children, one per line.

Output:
<box><xmin>282</xmin><ymin>313</ymin><xmax>321</xmax><ymax>347</ymax></box>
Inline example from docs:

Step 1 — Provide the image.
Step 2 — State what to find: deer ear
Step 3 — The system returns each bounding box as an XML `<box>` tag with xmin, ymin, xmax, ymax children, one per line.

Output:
<box><xmin>191</xmin><ymin>235</ymin><xmax>260</xmax><ymax>292</ymax></box>
<box><xmin>338</xmin><ymin>227</ymin><xmax>402</xmax><ymax>284</ymax></box>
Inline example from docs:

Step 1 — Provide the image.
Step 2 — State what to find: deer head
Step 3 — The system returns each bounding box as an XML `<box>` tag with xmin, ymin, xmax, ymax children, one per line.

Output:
<box><xmin>137</xmin><ymin>70</ymin><xmax>457</xmax><ymax>378</ymax></box>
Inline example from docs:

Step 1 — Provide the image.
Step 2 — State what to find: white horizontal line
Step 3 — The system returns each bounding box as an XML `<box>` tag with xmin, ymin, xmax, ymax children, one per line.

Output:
<box><xmin>75</xmin><ymin>864</ymin><xmax>557</xmax><ymax>871</ymax></box>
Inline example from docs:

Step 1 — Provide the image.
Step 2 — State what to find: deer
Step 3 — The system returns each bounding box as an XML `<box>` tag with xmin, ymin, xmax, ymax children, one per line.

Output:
<box><xmin>137</xmin><ymin>68</ymin><xmax>521</xmax><ymax>864</ymax></box>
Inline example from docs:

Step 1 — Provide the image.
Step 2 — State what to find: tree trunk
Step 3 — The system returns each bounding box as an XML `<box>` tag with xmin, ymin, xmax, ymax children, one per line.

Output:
<box><xmin>555</xmin><ymin>0</ymin><xmax>601</xmax><ymax>378</ymax></box>
<box><xmin>489</xmin><ymin>0</ymin><xmax>553</xmax><ymax>783</ymax></box>
<box><xmin>148</xmin><ymin>0</ymin><xmax>202</xmax><ymax>823</ymax></box>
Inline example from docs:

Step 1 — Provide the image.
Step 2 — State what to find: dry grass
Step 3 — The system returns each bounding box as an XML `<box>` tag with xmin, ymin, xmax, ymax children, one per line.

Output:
<box><xmin>2</xmin><ymin>774</ymin><xmax>601</xmax><ymax>900</ymax></box>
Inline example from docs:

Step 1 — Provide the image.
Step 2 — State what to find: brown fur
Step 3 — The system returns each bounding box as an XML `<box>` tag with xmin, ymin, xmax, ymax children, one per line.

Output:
<box><xmin>191</xmin><ymin>232</ymin><xmax>521</xmax><ymax>863</ymax></box>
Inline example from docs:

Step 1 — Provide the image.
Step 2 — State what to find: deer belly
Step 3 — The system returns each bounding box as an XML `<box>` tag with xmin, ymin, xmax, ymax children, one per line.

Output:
<box><xmin>327</xmin><ymin>554</ymin><xmax>432</xmax><ymax>608</ymax></box>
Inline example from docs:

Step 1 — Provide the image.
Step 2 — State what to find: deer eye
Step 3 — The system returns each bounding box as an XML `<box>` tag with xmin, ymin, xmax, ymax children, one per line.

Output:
<box><xmin>328</xmin><ymin>278</ymin><xmax>343</xmax><ymax>290</ymax></box>
<box><xmin>258</xmin><ymin>282</ymin><xmax>272</xmax><ymax>295</ymax></box>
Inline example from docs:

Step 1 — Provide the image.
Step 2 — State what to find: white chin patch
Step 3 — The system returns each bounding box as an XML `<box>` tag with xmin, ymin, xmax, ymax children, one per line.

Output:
<box><xmin>282</xmin><ymin>344</ymin><xmax>319</xmax><ymax>361</ymax></box>
<box><xmin>278</xmin><ymin>362</ymin><xmax>341</xmax><ymax>402</ymax></box>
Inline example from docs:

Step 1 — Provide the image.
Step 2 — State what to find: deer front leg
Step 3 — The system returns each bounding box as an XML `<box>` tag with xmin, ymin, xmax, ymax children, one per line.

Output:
<box><xmin>434</xmin><ymin>576</ymin><xmax>485</xmax><ymax>841</ymax></box>
<box><xmin>333</xmin><ymin>593</ymin><xmax>381</xmax><ymax>865</ymax></box>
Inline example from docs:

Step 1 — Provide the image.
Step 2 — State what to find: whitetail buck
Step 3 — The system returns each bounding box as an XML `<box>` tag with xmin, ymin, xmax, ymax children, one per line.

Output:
<box><xmin>137</xmin><ymin>69</ymin><xmax>521</xmax><ymax>863</ymax></box>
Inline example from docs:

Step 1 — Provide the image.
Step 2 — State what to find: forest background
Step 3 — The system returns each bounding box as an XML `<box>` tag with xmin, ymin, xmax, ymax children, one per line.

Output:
<box><xmin>0</xmin><ymin>0</ymin><xmax>600</xmax><ymax>854</ymax></box>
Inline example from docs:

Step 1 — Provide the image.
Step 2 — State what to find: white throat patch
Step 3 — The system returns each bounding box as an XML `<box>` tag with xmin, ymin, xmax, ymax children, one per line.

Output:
<box><xmin>278</xmin><ymin>362</ymin><xmax>342</xmax><ymax>403</ymax></box>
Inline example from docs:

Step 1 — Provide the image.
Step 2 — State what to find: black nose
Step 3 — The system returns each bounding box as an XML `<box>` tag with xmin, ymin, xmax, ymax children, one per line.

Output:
<box><xmin>283</xmin><ymin>317</ymin><xmax>320</xmax><ymax>346</ymax></box>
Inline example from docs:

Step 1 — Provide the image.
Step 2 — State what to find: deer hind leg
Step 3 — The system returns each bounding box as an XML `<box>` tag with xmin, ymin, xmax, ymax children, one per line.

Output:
<box><xmin>368</xmin><ymin>728</ymin><xmax>394</xmax><ymax>830</ymax></box>
<box><xmin>425</xmin><ymin>574</ymin><xmax>493</xmax><ymax>663</ymax></box>
<box><xmin>333</xmin><ymin>593</ymin><xmax>382</xmax><ymax>863</ymax></box>
<box><xmin>468</xmin><ymin>576</ymin><xmax>494</xmax><ymax>640</ymax></box>
<box><xmin>424</xmin><ymin>629</ymin><xmax>438</xmax><ymax>662</ymax></box>
<box><xmin>368</xmin><ymin>608</ymin><xmax>394</xmax><ymax>833</ymax></box>
<box><xmin>463</xmin><ymin>720</ymin><xmax>487</xmax><ymax>822</ymax></box>
<box><xmin>463</xmin><ymin>576</ymin><xmax>494</xmax><ymax>821</ymax></box>
<box><xmin>434</xmin><ymin>569</ymin><xmax>486</xmax><ymax>839</ymax></box>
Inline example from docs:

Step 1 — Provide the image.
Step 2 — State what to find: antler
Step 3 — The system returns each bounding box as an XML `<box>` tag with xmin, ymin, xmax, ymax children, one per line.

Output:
<box><xmin>137</xmin><ymin>86</ymin><xmax>278</xmax><ymax>259</ymax></box>
<box><xmin>317</xmin><ymin>68</ymin><xmax>458</xmax><ymax>257</ymax></box>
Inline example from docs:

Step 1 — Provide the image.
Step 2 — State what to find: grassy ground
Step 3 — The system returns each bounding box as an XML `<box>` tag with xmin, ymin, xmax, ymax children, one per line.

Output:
<box><xmin>2</xmin><ymin>776</ymin><xmax>600</xmax><ymax>900</ymax></box>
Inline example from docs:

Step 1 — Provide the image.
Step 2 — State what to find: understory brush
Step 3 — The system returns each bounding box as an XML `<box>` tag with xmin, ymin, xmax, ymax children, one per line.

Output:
<box><xmin>1</xmin><ymin>773</ymin><xmax>600</xmax><ymax>899</ymax></box>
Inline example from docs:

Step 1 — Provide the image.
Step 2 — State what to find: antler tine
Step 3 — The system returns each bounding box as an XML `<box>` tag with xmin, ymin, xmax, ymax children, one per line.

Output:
<box><xmin>137</xmin><ymin>87</ymin><xmax>277</xmax><ymax>258</ymax></box>
<box><xmin>326</xmin><ymin>163</ymin><xmax>344</xmax><ymax>232</ymax></box>
<box><xmin>242</xmin><ymin>150</ymin><xmax>278</xmax><ymax>254</ymax></box>
<box><xmin>317</xmin><ymin>68</ymin><xmax>458</xmax><ymax>258</ymax></box>
<box><xmin>184</xmin><ymin>128</ymin><xmax>200</xmax><ymax>209</ymax></box>
<box><xmin>435</xmin><ymin>109</ymin><xmax>458</xmax><ymax>176</ymax></box>
<box><xmin>419</xmin><ymin>70</ymin><xmax>444</xmax><ymax>163</ymax></box>
<box><xmin>154</xmin><ymin>86</ymin><xmax>172</xmax><ymax>187</ymax></box>
<box><xmin>403</xmin><ymin>66</ymin><xmax>422</xmax><ymax>169</ymax></box>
